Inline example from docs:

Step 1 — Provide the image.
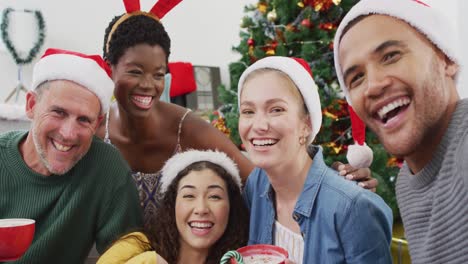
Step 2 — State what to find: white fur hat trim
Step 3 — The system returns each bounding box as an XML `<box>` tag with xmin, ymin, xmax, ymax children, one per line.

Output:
<box><xmin>31</xmin><ymin>52</ymin><xmax>114</xmax><ymax>114</ymax></box>
<box><xmin>160</xmin><ymin>149</ymin><xmax>242</xmax><ymax>194</ymax></box>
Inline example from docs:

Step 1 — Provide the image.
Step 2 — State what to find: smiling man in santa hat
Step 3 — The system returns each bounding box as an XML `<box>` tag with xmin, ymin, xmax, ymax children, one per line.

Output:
<box><xmin>0</xmin><ymin>48</ymin><xmax>142</xmax><ymax>263</ymax></box>
<box><xmin>334</xmin><ymin>0</ymin><xmax>468</xmax><ymax>263</ymax></box>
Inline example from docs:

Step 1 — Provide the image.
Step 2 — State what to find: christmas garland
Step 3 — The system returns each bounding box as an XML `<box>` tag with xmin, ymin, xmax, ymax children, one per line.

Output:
<box><xmin>1</xmin><ymin>8</ymin><xmax>46</xmax><ymax>65</ymax></box>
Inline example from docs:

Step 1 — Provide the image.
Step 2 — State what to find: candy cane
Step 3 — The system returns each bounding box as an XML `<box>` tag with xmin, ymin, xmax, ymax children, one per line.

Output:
<box><xmin>220</xmin><ymin>250</ymin><xmax>244</xmax><ymax>264</ymax></box>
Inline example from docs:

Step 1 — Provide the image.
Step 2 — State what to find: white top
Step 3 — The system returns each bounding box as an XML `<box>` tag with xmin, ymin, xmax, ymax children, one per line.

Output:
<box><xmin>274</xmin><ymin>220</ymin><xmax>304</xmax><ymax>264</ymax></box>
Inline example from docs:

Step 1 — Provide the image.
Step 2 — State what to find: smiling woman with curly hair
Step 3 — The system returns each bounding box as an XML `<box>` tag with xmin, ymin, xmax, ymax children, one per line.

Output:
<box><xmin>98</xmin><ymin>150</ymin><xmax>249</xmax><ymax>264</ymax></box>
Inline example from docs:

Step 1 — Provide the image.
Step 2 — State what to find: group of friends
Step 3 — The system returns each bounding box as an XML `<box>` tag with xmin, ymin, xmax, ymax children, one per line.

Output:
<box><xmin>1</xmin><ymin>0</ymin><xmax>467</xmax><ymax>263</ymax></box>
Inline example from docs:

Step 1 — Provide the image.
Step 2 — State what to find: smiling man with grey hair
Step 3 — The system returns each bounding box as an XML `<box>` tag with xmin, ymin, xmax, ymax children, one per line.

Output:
<box><xmin>0</xmin><ymin>48</ymin><xmax>142</xmax><ymax>263</ymax></box>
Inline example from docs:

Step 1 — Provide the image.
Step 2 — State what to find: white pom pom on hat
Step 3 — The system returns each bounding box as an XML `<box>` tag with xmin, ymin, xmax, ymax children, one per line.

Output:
<box><xmin>347</xmin><ymin>105</ymin><xmax>373</xmax><ymax>168</ymax></box>
<box><xmin>31</xmin><ymin>48</ymin><xmax>114</xmax><ymax>114</ymax></box>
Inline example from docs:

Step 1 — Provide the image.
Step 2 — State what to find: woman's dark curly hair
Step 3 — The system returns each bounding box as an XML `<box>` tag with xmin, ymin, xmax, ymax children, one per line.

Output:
<box><xmin>145</xmin><ymin>161</ymin><xmax>249</xmax><ymax>264</ymax></box>
<box><xmin>103</xmin><ymin>14</ymin><xmax>171</xmax><ymax>65</ymax></box>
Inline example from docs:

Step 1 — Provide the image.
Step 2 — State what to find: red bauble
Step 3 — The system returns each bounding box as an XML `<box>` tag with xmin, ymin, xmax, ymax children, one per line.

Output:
<box><xmin>319</xmin><ymin>22</ymin><xmax>336</xmax><ymax>31</ymax></box>
<box><xmin>301</xmin><ymin>18</ymin><xmax>312</xmax><ymax>28</ymax></box>
<box><xmin>247</xmin><ymin>38</ymin><xmax>255</xmax><ymax>47</ymax></box>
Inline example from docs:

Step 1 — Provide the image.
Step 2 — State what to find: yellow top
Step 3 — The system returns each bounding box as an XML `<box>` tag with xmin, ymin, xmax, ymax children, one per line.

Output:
<box><xmin>97</xmin><ymin>232</ymin><xmax>166</xmax><ymax>264</ymax></box>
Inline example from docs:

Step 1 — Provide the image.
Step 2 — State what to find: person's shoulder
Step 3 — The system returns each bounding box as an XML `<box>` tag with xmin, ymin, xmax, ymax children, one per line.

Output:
<box><xmin>319</xmin><ymin>167</ymin><xmax>391</xmax><ymax>219</ymax></box>
<box><xmin>89</xmin><ymin>136</ymin><xmax>122</xmax><ymax>156</ymax></box>
<box><xmin>245</xmin><ymin>167</ymin><xmax>269</xmax><ymax>191</ymax></box>
<box><xmin>157</xmin><ymin>102</ymin><xmax>189</xmax><ymax>119</ymax></box>
<box><xmin>0</xmin><ymin>130</ymin><xmax>25</xmax><ymax>149</ymax></box>
<box><xmin>319</xmin><ymin>166</ymin><xmax>370</xmax><ymax>201</ymax></box>
<box><xmin>156</xmin><ymin>102</ymin><xmax>197</xmax><ymax>130</ymax></box>
<box><xmin>97</xmin><ymin>232</ymin><xmax>153</xmax><ymax>264</ymax></box>
<box><xmin>84</xmin><ymin>136</ymin><xmax>130</xmax><ymax>172</ymax></box>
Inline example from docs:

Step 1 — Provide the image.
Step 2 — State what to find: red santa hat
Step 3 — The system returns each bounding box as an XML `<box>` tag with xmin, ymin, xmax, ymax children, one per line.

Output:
<box><xmin>237</xmin><ymin>56</ymin><xmax>322</xmax><ymax>145</ymax></box>
<box><xmin>333</xmin><ymin>0</ymin><xmax>461</xmax><ymax>168</ymax></box>
<box><xmin>160</xmin><ymin>149</ymin><xmax>242</xmax><ymax>194</ymax></box>
<box><xmin>31</xmin><ymin>48</ymin><xmax>114</xmax><ymax>114</ymax></box>
<box><xmin>347</xmin><ymin>105</ymin><xmax>373</xmax><ymax>168</ymax></box>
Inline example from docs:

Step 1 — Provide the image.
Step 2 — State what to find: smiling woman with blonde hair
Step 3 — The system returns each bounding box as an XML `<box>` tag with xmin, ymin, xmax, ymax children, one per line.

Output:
<box><xmin>238</xmin><ymin>56</ymin><xmax>393</xmax><ymax>263</ymax></box>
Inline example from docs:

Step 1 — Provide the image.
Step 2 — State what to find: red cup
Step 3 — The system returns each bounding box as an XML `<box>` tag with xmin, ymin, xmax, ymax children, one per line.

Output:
<box><xmin>231</xmin><ymin>244</ymin><xmax>289</xmax><ymax>264</ymax></box>
<box><xmin>0</xmin><ymin>219</ymin><xmax>35</xmax><ymax>261</ymax></box>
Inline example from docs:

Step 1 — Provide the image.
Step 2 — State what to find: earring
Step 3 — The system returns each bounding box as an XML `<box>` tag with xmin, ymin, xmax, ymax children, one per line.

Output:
<box><xmin>299</xmin><ymin>136</ymin><xmax>306</xmax><ymax>145</ymax></box>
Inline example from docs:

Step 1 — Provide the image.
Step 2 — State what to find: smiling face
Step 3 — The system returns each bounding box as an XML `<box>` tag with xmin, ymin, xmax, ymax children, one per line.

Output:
<box><xmin>239</xmin><ymin>70</ymin><xmax>310</xmax><ymax>171</ymax></box>
<box><xmin>175</xmin><ymin>168</ymin><xmax>230</xmax><ymax>254</ymax></box>
<box><xmin>111</xmin><ymin>43</ymin><xmax>167</xmax><ymax>117</ymax></box>
<box><xmin>338</xmin><ymin>15</ymin><xmax>459</xmax><ymax>162</ymax></box>
<box><xmin>25</xmin><ymin>80</ymin><xmax>102</xmax><ymax>175</ymax></box>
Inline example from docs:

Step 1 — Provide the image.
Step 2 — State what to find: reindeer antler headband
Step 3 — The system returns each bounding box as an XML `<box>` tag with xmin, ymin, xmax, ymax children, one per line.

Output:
<box><xmin>105</xmin><ymin>0</ymin><xmax>182</xmax><ymax>53</ymax></box>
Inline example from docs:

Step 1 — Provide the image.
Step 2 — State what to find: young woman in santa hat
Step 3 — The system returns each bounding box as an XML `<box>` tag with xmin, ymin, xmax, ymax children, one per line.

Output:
<box><xmin>97</xmin><ymin>149</ymin><xmax>249</xmax><ymax>264</ymax></box>
<box><xmin>238</xmin><ymin>56</ymin><xmax>393</xmax><ymax>264</ymax></box>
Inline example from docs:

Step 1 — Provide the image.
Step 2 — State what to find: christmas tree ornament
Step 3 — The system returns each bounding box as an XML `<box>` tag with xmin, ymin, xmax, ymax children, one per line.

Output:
<box><xmin>247</xmin><ymin>38</ymin><xmax>255</xmax><ymax>47</ymax></box>
<box><xmin>324</xmin><ymin>142</ymin><xmax>344</xmax><ymax>155</ymax></box>
<box><xmin>286</xmin><ymin>23</ymin><xmax>296</xmax><ymax>32</ymax></box>
<box><xmin>387</xmin><ymin>157</ymin><xmax>403</xmax><ymax>168</ymax></box>
<box><xmin>267</xmin><ymin>9</ymin><xmax>278</xmax><ymax>22</ymax></box>
<box><xmin>323</xmin><ymin>98</ymin><xmax>348</xmax><ymax>120</ymax></box>
<box><xmin>212</xmin><ymin>116</ymin><xmax>231</xmax><ymax>138</ymax></box>
<box><xmin>319</xmin><ymin>22</ymin><xmax>336</xmax><ymax>31</ymax></box>
<box><xmin>300</xmin><ymin>18</ymin><xmax>312</xmax><ymax>28</ymax></box>
<box><xmin>257</xmin><ymin>2</ymin><xmax>268</xmax><ymax>14</ymax></box>
<box><xmin>240</xmin><ymin>17</ymin><xmax>248</xmax><ymax>28</ymax></box>
<box><xmin>309</xmin><ymin>0</ymin><xmax>340</xmax><ymax>12</ymax></box>
<box><xmin>346</xmin><ymin>106</ymin><xmax>373</xmax><ymax>168</ymax></box>
<box><xmin>323</xmin><ymin>109</ymin><xmax>338</xmax><ymax>120</ymax></box>
<box><xmin>269</xmin><ymin>41</ymin><xmax>278</xmax><ymax>50</ymax></box>
<box><xmin>265</xmin><ymin>48</ymin><xmax>276</xmax><ymax>55</ymax></box>
<box><xmin>297</xmin><ymin>1</ymin><xmax>305</xmax><ymax>8</ymax></box>
<box><xmin>248</xmin><ymin>46</ymin><xmax>255</xmax><ymax>56</ymax></box>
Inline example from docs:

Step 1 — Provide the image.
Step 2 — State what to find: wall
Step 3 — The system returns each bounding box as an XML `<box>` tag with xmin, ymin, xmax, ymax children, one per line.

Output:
<box><xmin>0</xmin><ymin>0</ymin><xmax>465</xmax><ymax>105</ymax></box>
<box><xmin>0</xmin><ymin>0</ymin><xmax>257</xmax><ymax>104</ymax></box>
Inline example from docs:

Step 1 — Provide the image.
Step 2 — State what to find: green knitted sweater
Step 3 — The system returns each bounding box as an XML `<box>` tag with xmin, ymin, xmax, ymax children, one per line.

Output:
<box><xmin>0</xmin><ymin>131</ymin><xmax>142</xmax><ymax>264</ymax></box>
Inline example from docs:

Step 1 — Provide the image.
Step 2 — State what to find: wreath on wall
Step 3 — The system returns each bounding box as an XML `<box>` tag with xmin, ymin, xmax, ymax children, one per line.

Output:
<box><xmin>0</xmin><ymin>8</ymin><xmax>46</xmax><ymax>65</ymax></box>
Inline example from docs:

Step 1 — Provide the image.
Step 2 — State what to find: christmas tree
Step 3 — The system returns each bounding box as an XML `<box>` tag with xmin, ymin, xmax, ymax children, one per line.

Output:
<box><xmin>214</xmin><ymin>0</ymin><xmax>401</xmax><ymax>218</ymax></box>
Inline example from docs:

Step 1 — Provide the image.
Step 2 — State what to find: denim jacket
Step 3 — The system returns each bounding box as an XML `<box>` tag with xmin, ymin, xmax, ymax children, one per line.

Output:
<box><xmin>243</xmin><ymin>146</ymin><xmax>393</xmax><ymax>263</ymax></box>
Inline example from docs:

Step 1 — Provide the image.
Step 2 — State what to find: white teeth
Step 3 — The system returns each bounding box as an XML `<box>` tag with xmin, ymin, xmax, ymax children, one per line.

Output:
<box><xmin>132</xmin><ymin>96</ymin><xmax>152</xmax><ymax>105</ymax></box>
<box><xmin>54</xmin><ymin>141</ymin><xmax>72</xmax><ymax>152</ymax></box>
<box><xmin>252</xmin><ymin>139</ymin><xmax>277</xmax><ymax>146</ymax></box>
<box><xmin>377</xmin><ymin>98</ymin><xmax>410</xmax><ymax>120</ymax></box>
<box><xmin>190</xmin><ymin>222</ymin><xmax>213</xmax><ymax>228</ymax></box>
